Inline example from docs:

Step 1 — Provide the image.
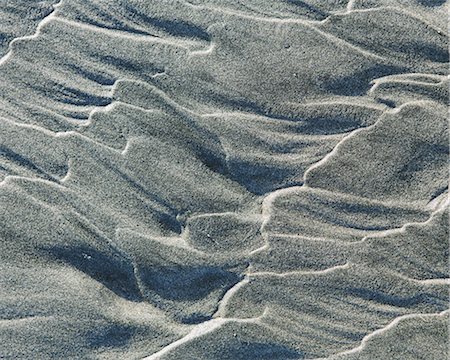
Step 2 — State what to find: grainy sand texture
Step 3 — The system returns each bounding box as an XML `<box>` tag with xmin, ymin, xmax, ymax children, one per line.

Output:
<box><xmin>0</xmin><ymin>0</ymin><xmax>449</xmax><ymax>359</ymax></box>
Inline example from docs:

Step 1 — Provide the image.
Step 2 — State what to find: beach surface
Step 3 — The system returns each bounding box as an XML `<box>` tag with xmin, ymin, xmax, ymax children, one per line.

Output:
<box><xmin>0</xmin><ymin>1</ymin><xmax>449</xmax><ymax>359</ymax></box>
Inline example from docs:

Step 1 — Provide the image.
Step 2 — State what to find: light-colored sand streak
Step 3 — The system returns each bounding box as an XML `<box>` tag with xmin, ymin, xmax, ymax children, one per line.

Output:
<box><xmin>1</xmin><ymin>2</ymin><xmax>447</xmax><ymax>358</ymax></box>
<box><xmin>213</xmin><ymin>277</ymin><xmax>251</xmax><ymax>318</ymax></box>
<box><xmin>0</xmin><ymin>0</ymin><xmax>62</xmax><ymax>66</ymax></box>
<box><xmin>303</xmin><ymin>100</ymin><xmax>441</xmax><ymax>185</ymax></box>
<box><xmin>52</xmin><ymin>17</ymin><xmax>192</xmax><ymax>49</ymax></box>
<box><xmin>315</xmin><ymin>310</ymin><xmax>450</xmax><ymax>359</ymax></box>
<box><xmin>346</xmin><ymin>0</ymin><xmax>356</xmax><ymax>12</ymax></box>
<box><xmin>246</xmin><ymin>262</ymin><xmax>350</xmax><ymax>278</ymax></box>
<box><xmin>142</xmin><ymin>310</ymin><xmax>267</xmax><ymax>360</ymax></box>
<box><xmin>182</xmin><ymin>0</ymin><xmax>388</xmax><ymax>60</ymax></box>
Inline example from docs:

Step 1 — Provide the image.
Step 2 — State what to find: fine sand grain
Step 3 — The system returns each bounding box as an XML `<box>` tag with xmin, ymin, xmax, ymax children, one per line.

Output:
<box><xmin>0</xmin><ymin>1</ymin><xmax>448</xmax><ymax>359</ymax></box>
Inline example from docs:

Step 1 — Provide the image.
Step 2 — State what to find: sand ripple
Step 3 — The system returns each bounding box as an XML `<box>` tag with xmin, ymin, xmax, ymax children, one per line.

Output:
<box><xmin>0</xmin><ymin>1</ymin><xmax>448</xmax><ymax>359</ymax></box>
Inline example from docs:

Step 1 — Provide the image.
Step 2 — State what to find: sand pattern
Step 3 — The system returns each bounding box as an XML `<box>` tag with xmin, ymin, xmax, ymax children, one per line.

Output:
<box><xmin>0</xmin><ymin>1</ymin><xmax>448</xmax><ymax>359</ymax></box>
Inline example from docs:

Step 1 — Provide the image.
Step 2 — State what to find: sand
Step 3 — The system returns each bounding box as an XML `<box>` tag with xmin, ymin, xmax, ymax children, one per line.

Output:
<box><xmin>0</xmin><ymin>0</ymin><xmax>448</xmax><ymax>359</ymax></box>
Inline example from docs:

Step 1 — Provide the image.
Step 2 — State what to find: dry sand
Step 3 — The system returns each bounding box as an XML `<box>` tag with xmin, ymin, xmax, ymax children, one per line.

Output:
<box><xmin>0</xmin><ymin>0</ymin><xmax>448</xmax><ymax>359</ymax></box>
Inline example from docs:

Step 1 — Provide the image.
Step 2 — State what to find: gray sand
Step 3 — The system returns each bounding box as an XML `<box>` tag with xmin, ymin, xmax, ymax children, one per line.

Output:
<box><xmin>0</xmin><ymin>1</ymin><xmax>448</xmax><ymax>359</ymax></box>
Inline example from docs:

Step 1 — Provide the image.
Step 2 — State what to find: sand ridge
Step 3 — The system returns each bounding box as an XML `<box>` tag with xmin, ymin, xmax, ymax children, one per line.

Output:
<box><xmin>0</xmin><ymin>0</ymin><xmax>448</xmax><ymax>359</ymax></box>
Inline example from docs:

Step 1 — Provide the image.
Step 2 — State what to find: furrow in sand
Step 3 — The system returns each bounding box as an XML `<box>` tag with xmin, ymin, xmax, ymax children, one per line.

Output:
<box><xmin>355</xmin><ymin>202</ymin><xmax>449</xmax><ymax>245</ymax></box>
<box><xmin>181</xmin><ymin>0</ymin><xmax>327</xmax><ymax>24</ymax></box>
<box><xmin>315</xmin><ymin>310</ymin><xmax>450</xmax><ymax>359</ymax></box>
<box><xmin>369</xmin><ymin>72</ymin><xmax>446</xmax><ymax>88</ymax></box>
<box><xmin>368</xmin><ymin>79</ymin><xmax>418</xmax><ymax>95</ymax></box>
<box><xmin>302</xmin><ymin>121</ymin><xmax>380</xmax><ymax>184</ymax></box>
<box><xmin>111</xmin><ymin>79</ymin><xmax>198</xmax><ymax>116</ymax></box>
<box><xmin>0</xmin><ymin>116</ymin><xmax>59</xmax><ymax>138</ymax></box>
<box><xmin>82</xmin><ymin>98</ymin><xmax>165</xmax><ymax>130</ymax></box>
<box><xmin>258</xmin><ymin>106</ymin><xmax>432</xmax><ymax>236</ymax></box>
<box><xmin>0</xmin><ymin>175</ymin><xmax>63</xmax><ymax>189</ymax></box>
<box><xmin>247</xmin><ymin>263</ymin><xmax>350</xmax><ymax>278</ymax></box>
<box><xmin>213</xmin><ymin>277</ymin><xmax>251</xmax><ymax>318</ymax></box>
<box><xmin>142</xmin><ymin>318</ymin><xmax>228</xmax><ymax>360</ymax></box>
<box><xmin>1</xmin><ymin>1</ymin><xmax>447</xmax><ymax>358</ymax></box>
<box><xmin>203</xmin><ymin>98</ymin><xmax>386</xmax><ymax>119</ymax></box>
<box><xmin>54</xmin><ymin>130</ymin><xmax>124</xmax><ymax>155</ymax></box>
<box><xmin>303</xmin><ymin>100</ymin><xmax>440</xmax><ymax>184</ymax></box>
<box><xmin>184</xmin><ymin>0</ymin><xmax>446</xmax><ymax>35</ymax></box>
<box><xmin>183</xmin><ymin>0</ymin><xmax>387</xmax><ymax>61</ymax></box>
<box><xmin>258</xmin><ymin>190</ymin><xmax>447</xmax><ymax>249</ymax></box>
<box><xmin>142</xmin><ymin>313</ymin><xmax>265</xmax><ymax>360</ymax></box>
<box><xmin>51</xmin><ymin>17</ymin><xmax>191</xmax><ymax>50</ymax></box>
<box><xmin>0</xmin><ymin>0</ymin><xmax>62</xmax><ymax>66</ymax></box>
<box><xmin>256</xmin><ymin>185</ymin><xmax>304</xmax><ymax>256</ymax></box>
<box><xmin>13</xmin><ymin>188</ymin><xmax>131</xmax><ymax>264</ymax></box>
<box><xmin>213</xmin><ymin>263</ymin><xmax>352</xmax><ymax>320</ymax></box>
<box><xmin>80</xmin><ymin>80</ymin><xmax>122</xmax><ymax>126</ymax></box>
<box><xmin>306</xmin><ymin>25</ymin><xmax>387</xmax><ymax>61</ymax></box>
<box><xmin>345</xmin><ymin>6</ymin><xmax>447</xmax><ymax>35</ymax></box>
